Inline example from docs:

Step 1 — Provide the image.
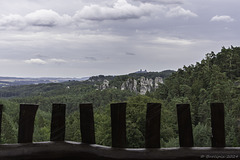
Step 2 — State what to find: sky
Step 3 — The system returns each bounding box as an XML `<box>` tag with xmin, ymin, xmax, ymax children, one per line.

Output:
<box><xmin>0</xmin><ymin>0</ymin><xmax>239</xmax><ymax>78</ymax></box>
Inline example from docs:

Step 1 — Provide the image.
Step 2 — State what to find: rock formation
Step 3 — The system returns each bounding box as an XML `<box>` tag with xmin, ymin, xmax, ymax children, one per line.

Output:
<box><xmin>98</xmin><ymin>76</ymin><xmax>163</xmax><ymax>95</ymax></box>
<box><xmin>154</xmin><ymin>77</ymin><xmax>163</xmax><ymax>89</ymax></box>
<box><xmin>99</xmin><ymin>79</ymin><xmax>109</xmax><ymax>90</ymax></box>
<box><xmin>122</xmin><ymin>76</ymin><xmax>163</xmax><ymax>95</ymax></box>
<box><xmin>121</xmin><ymin>78</ymin><xmax>138</xmax><ymax>93</ymax></box>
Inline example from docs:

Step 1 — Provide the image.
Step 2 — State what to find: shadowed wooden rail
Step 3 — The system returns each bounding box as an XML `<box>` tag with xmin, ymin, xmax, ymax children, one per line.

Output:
<box><xmin>0</xmin><ymin>102</ymin><xmax>239</xmax><ymax>160</ymax></box>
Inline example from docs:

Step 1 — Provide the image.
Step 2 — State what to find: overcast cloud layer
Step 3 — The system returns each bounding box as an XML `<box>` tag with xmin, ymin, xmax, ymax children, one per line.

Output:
<box><xmin>0</xmin><ymin>0</ymin><xmax>239</xmax><ymax>77</ymax></box>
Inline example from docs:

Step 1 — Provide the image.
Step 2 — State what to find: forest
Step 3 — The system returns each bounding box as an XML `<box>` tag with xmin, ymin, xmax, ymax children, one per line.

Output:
<box><xmin>0</xmin><ymin>46</ymin><xmax>239</xmax><ymax>147</ymax></box>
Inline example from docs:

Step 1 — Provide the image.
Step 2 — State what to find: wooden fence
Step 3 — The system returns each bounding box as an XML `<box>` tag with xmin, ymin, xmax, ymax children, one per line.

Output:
<box><xmin>0</xmin><ymin>103</ymin><xmax>240</xmax><ymax>160</ymax></box>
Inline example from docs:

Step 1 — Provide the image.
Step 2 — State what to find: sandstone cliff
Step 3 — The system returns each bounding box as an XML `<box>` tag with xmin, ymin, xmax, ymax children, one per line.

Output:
<box><xmin>98</xmin><ymin>76</ymin><xmax>163</xmax><ymax>95</ymax></box>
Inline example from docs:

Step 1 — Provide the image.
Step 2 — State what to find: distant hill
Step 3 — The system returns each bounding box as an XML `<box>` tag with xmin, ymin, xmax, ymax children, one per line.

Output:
<box><xmin>0</xmin><ymin>70</ymin><xmax>175</xmax><ymax>98</ymax></box>
<box><xmin>0</xmin><ymin>77</ymin><xmax>89</xmax><ymax>88</ymax></box>
<box><xmin>76</xmin><ymin>69</ymin><xmax>176</xmax><ymax>95</ymax></box>
<box><xmin>88</xmin><ymin>69</ymin><xmax>175</xmax><ymax>82</ymax></box>
<box><xmin>128</xmin><ymin>70</ymin><xmax>175</xmax><ymax>79</ymax></box>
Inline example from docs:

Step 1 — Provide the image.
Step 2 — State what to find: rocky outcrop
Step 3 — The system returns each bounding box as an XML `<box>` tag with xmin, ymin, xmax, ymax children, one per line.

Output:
<box><xmin>154</xmin><ymin>77</ymin><xmax>163</xmax><ymax>89</ymax></box>
<box><xmin>122</xmin><ymin>76</ymin><xmax>163</xmax><ymax>95</ymax></box>
<box><xmin>121</xmin><ymin>78</ymin><xmax>138</xmax><ymax>93</ymax></box>
<box><xmin>97</xmin><ymin>76</ymin><xmax>163</xmax><ymax>94</ymax></box>
<box><xmin>139</xmin><ymin>77</ymin><xmax>152</xmax><ymax>95</ymax></box>
<box><xmin>99</xmin><ymin>79</ymin><xmax>109</xmax><ymax>90</ymax></box>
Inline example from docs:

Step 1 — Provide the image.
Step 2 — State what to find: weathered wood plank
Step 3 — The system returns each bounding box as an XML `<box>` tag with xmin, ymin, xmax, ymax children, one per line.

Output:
<box><xmin>111</xmin><ymin>103</ymin><xmax>126</xmax><ymax>148</ymax></box>
<box><xmin>211</xmin><ymin>103</ymin><xmax>225</xmax><ymax>147</ymax></box>
<box><xmin>0</xmin><ymin>142</ymin><xmax>240</xmax><ymax>160</ymax></box>
<box><xmin>145</xmin><ymin>103</ymin><xmax>161</xmax><ymax>148</ymax></box>
<box><xmin>18</xmin><ymin>104</ymin><xmax>38</xmax><ymax>143</ymax></box>
<box><xmin>50</xmin><ymin>104</ymin><xmax>66</xmax><ymax>141</ymax></box>
<box><xmin>80</xmin><ymin>103</ymin><xmax>95</xmax><ymax>144</ymax></box>
<box><xmin>177</xmin><ymin>104</ymin><xmax>194</xmax><ymax>147</ymax></box>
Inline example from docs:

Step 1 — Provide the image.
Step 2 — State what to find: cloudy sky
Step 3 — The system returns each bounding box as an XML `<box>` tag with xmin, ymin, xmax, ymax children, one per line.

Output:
<box><xmin>0</xmin><ymin>0</ymin><xmax>239</xmax><ymax>77</ymax></box>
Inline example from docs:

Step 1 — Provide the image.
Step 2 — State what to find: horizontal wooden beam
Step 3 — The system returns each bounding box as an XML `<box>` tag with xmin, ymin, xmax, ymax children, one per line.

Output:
<box><xmin>0</xmin><ymin>142</ymin><xmax>240</xmax><ymax>160</ymax></box>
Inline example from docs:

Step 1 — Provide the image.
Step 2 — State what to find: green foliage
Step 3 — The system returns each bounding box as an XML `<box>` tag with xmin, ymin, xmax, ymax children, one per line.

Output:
<box><xmin>1</xmin><ymin>112</ymin><xmax>17</xmax><ymax>143</ymax></box>
<box><xmin>33</xmin><ymin>110</ymin><xmax>51</xmax><ymax>142</ymax></box>
<box><xmin>95</xmin><ymin>107</ymin><xmax>111</xmax><ymax>146</ymax></box>
<box><xmin>151</xmin><ymin>83</ymin><xmax>168</xmax><ymax>100</ymax></box>
<box><xmin>65</xmin><ymin>111</ymin><xmax>81</xmax><ymax>142</ymax></box>
<box><xmin>193</xmin><ymin>123</ymin><xmax>211</xmax><ymax>147</ymax></box>
<box><xmin>156</xmin><ymin>46</ymin><xmax>240</xmax><ymax>146</ymax></box>
<box><xmin>0</xmin><ymin>100</ymin><xmax>18</xmax><ymax>144</ymax></box>
<box><xmin>94</xmin><ymin>95</ymin><xmax>178</xmax><ymax>148</ymax></box>
<box><xmin>128</xmin><ymin>70</ymin><xmax>175</xmax><ymax>80</ymax></box>
<box><xmin>126</xmin><ymin>95</ymin><xmax>160</xmax><ymax>147</ymax></box>
<box><xmin>225</xmin><ymin>110</ymin><xmax>240</xmax><ymax>147</ymax></box>
<box><xmin>164</xmin><ymin>138</ymin><xmax>179</xmax><ymax>147</ymax></box>
<box><xmin>0</xmin><ymin>46</ymin><xmax>239</xmax><ymax>148</ymax></box>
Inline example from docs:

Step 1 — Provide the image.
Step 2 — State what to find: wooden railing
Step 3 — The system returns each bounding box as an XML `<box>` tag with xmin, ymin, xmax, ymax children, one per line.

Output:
<box><xmin>0</xmin><ymin>103</ymin><xmax>240</xmax><ymax>160</ymax></box>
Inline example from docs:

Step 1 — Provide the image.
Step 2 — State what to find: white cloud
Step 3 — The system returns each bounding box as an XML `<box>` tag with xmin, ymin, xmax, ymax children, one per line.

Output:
<box><xmin>166</xmin><ymin>6</ymin><xmax>198</xmax><ymax>18</ymax></box>
<box><xmin>0</xmin><ymin>14</ymin><xmax>25</xmax><ymax>28</ymax></box>
<box><xmin>0</xmin><ymin>9</ymin><xmax>72</xmax><ymax>29</ymax></box>
<box><xmin>153</xmin><ymin>37</ymin><xmax>194</xmax><ymax>45</ymax></box>
<box><xmin>25</xmin><ymin>58</ymin><xmax>47</xmax><ymax>64</ymax></box>
<box><xmin>49</xmin><ymin>58</ymin><xmax>67</xmax><ymax>63</ymax></box>
<box><xmin>25</xmin><ymin>9</ymin><xmax>72</xmax><ymax>27</ymax></box>
<box><xmin>0</xmin><ymin>2</ymin><xmax>197</xmax><ymax>30</ymax></box>
<box><xmin>24</xmin><ymin>58</ymin><xmax>67</xmax><ymax>65</ymax></box>
<box><xmin>210</xmin><ymin>15</ymin><xmax>234</xmax><ymax>22</ymax></box>
<box><xmin>73</xmin><ymin>0</ymin><xmax>156</xmax><ymax>21</ymax></box>
<box><xmin>132</xmin><ymin>0</ymin><xmax>182</xmax><ymax>4</ymax></box>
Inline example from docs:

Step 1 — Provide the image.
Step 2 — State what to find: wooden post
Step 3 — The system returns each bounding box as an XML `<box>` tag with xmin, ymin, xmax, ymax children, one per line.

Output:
<box><xmin>50</xmin><ymin>104</ymin><xmax>66</xmax><ymax>141</ymax></box>
<box><xmin>0</xmin><ymin>104</ymin><xmax>2</xmax><ymax>143</ymax></box>
<box><xmin>18</xmin><ymin>104</ymin><xmax>38</xmax><ymax>143</ymax></box>
<box><xmin>177</xmin><ymin>104</ymin><xmax>194</xmax><ymax>147</ymax></box>
<box><xmin>80</xmin><ymin>103</ymin><xmax>95</xmax><ymax>144</ymax></box>
<box><xmin>211</xmin><ymin>103</ymin><xmax>225</xmax><ymax>147</ymax></box>
<box><xmin>111</xmin><ymin>103</ymin><xmax>126</xmax><ymax>148</ymax></box>
<box><xmin>145</xmin><ymin>103</ymin><xmax>161</xmax><ymax>148</ymax></box>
